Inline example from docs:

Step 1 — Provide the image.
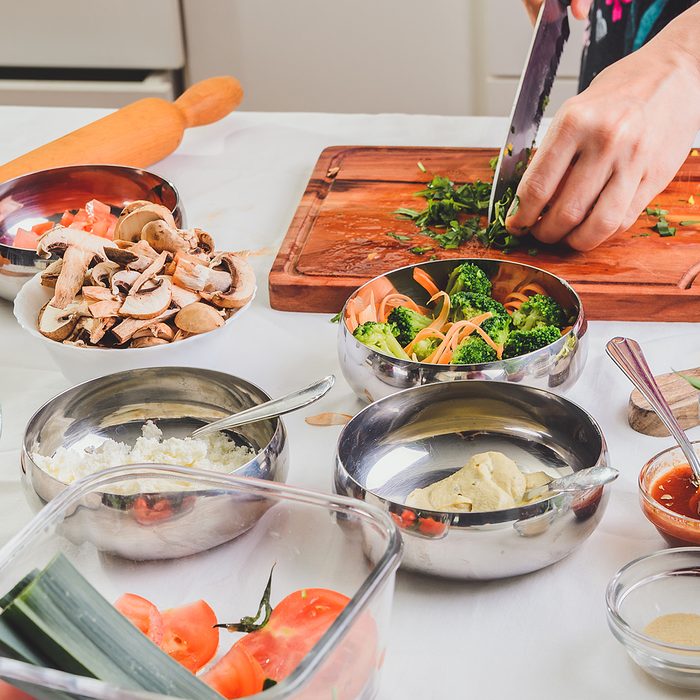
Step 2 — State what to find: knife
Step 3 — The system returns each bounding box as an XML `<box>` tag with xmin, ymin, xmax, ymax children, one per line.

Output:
<box><xmin>487</xmin><ymin>0</ymin><xmax>571</xmax><ymax>221</ymax></box>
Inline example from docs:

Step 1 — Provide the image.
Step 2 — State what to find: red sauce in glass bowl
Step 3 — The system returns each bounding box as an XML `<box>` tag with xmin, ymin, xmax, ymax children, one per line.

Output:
<box><xmin>651</xmin><ymin>464</ymin><xmax>700</xmax><ymax>519</ymax></box>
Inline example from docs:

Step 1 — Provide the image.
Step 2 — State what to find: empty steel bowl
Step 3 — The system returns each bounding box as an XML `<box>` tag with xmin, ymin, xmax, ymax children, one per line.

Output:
<box><xmin>21</xmin><ymin>367</ymin><xmax>288</xmax><ymax>560</ymax></box>
<box><xmin>0</xmin><ymin>165</ymin><xmax>183</xmax><ymax>301</ymax></box>
<box><xmin>335</xmin><ymin>380</ymin><xmax>610</xmax><ymax>580</ymax></box>
<box><xmin>338</xmin><ymin>258</ymin><xmax>587</xmax><ymax>403</ymax></box>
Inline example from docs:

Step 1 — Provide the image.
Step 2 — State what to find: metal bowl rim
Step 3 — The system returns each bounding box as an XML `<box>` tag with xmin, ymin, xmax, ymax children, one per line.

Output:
<box><xmin>0</xmin><ymin>163</ymin><xmax>181</xmax><ymax>254</ymax></box>
<box><xmin>22</xmin><ymin>366</ymin><xmax>285</xmax><ymax>494</ymax></box>
<box><xmin>605</xmin><ymin>546</ymin><xmax>700</xmax><ymax>655</ymax></box>
<box><xmin>339</xmin><ymin>257</ymin><xmax>585</xmax><ymax>369</ymax></box>
<box><xmin>335</xmin><ymin>378</ymin><xmax>608</xmax><ymax>523</ymax></box>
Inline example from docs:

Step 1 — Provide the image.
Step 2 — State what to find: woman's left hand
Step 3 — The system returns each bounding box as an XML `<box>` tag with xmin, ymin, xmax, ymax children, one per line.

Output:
<box><xmin>505</xmin><ymin>29</ymin><xmax>700</xmax><ymax>251</ymax></box>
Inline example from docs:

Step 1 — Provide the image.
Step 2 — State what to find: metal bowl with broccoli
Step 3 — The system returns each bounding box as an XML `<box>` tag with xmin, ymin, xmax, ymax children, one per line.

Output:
<box><xmin>337</xmin><ymin>258</ymin><xmax>587</xmax><ymax>402</ymax></box>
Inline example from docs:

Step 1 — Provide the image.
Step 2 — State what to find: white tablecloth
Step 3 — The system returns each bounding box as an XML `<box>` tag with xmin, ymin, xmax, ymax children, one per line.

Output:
<box><xmin>0</xmin><ymin>107</ymin><xmax>698</xmax><ymax>699</ymax></box>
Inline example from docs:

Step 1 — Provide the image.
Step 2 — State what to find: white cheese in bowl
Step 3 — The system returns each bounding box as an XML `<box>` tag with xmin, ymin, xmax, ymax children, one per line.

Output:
<box><xmin>32</xmin><ymin>420</ymin><xmax>254</xmax><ymax>493</ymax></box>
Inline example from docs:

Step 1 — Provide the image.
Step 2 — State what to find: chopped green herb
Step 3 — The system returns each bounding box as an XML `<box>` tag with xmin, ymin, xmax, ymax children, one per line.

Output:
<box><xmin>646</xmin><ymin>207</ymin><xmax>669</xmax><ymax>217</ymax></box>
<box><xmin>409</xmin><ymin>245</ymin><xmax>433</xmax><ymax>255</ymax></box>
<box><xmin>330</xmin><ymin>311</ymin><xmax>342</xmax><ymax>323</ymax></box>
<box><xmin>215</xmin><ymin>566</ymin><xmax>275</xmax><ymax>633</ymax></box>
<box><xmin>386</xmin><ymin>231</ymin><xmax>412</xmax><ymax>242</ymax></box>
<box><xmin>417</xmin><ymin>161</ymin><xmax>426</xmax><ymax>173</ymax></box>
<box><xmin>632</xmin><ymin>233</ymin><xmax>651</xmax><ymax>238</ymax></box>
<box><xmin>489</xmin><ymin>155</ymin><xmax>499</xmax><ymax>171</ymax></box>
<box><xmin>675</xmin><ymin>371</ymin><xmax>700</xmax><ymax>391</ymax></box>
<box><xmin>680</xmin><ymin>220</ymin><xmax>700</xmax><ymax>226</ymax></box>
<box><xmin>429</xmin><ymin>254</ymin><xmax>438</xmax><ymax>261</ymax></box>
<box><xmin>653</xmin><ymin>219</ymin><xmax>676</xmax><ymax>236</ymax></box>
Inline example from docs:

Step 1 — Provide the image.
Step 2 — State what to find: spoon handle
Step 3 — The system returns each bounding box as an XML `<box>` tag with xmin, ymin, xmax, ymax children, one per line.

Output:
<box><xmin>191</xmin><ymin>375</ymin><xmax>335</xmax><ymax>438</ymax></box>
<box><xmin>523</xmin><ymin>465</ymin><xmax>619</xmax><ymax>501</ymax></box>
<box><xmin>606</xmin><ymin>336</ymin><xmax>700</xmax><ymax>480</ymax></box>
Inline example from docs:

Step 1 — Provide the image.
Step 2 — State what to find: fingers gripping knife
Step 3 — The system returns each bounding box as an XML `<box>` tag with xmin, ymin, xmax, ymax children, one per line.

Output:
<box><xmin>488</xmin><ymin>0</ymin><xmax>571</xmax><ymax>221</ymax></box>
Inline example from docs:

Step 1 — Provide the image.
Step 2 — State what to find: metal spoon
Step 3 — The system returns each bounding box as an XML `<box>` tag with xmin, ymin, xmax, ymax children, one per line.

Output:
<box><xmin>606</xmin><ymin>336</ymin><xmax>700</xmax><ymax>483</ymax></box>
<box><xmin>191</xmin><ymin>375</ymin><xmax>335</xmax><ymax>439</ymax></box>
<box><xmin>523</xmin><ymin>465</ymin><xmax>619</xmax><ymax>502</ymax></box>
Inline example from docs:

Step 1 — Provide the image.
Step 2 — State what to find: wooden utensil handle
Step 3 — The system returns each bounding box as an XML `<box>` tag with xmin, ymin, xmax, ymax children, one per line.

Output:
<box><xmin>175</xmin><ymin>76</ymin><xmax>244</xmax><ymax>128</ymax></box>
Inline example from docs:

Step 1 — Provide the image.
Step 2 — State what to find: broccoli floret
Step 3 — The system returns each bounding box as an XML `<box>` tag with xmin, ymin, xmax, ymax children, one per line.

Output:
<box><xmin>353</xmin><ymin>321</ymin><xmax>410</xmax><ymax>360</ymax></box>
<box><xmin>387</xmin><ymin>306</ymin><xmax>432</xmax><ymax>345</ymax></box>
<box><xmin>412</xmin><ymin>337</ymin><xmax>441</xmax><ymax>362</ymax></box>
<box><xmin>445</xmin><ymin>263</ymin><xmax>492</xmax><ymax>297</ymax></box>
<box><xmin>451</xmin><ymin>335</ymin><xmax>498</xmax><ymax>364</ymax></box>
<box><xmin>511</xmin><ymin>294</ymin><xmax>566</xmax><ymax>331</ymax></box>
<box><xmin>451</xmin><ymin>292</ymin><xmax>511</xmax><ymax>345</ymax></box>
<box><xmin>502</xmin><ymin>325</ymin><xmax>561</xmax><ymax>359</ymax></box>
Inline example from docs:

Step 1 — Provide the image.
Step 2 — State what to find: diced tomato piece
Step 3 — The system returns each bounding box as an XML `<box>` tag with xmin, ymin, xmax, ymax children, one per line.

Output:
<box><xmin>0</xmin><ymin>680</ymin><xmax>34</xmax><ymax>699</ymax></box>
<box><xmin>90</xmin><ymin>218</ymin><xmax>110</xmax><ymax>238</ymax></box>
<box><xmin>60</xmin><ymin>209</ymin><xmax>75</xmax><ymax>226</ymax></box>
<box><xmin>30</xmin><ymin>221</ymin><xmax>55</xmax><ymax>235</ymax></box>
<box><xmin>114</xmin><ymin>593</ymin><xmax>164</xmax><ymax>645</ymax></box>
<box><xmin>12</xmin><ymin>228</ymin><xmax>41</xmax><ymax>250</ymax></box>
<box><xmin>202</xmin><ymin>644</ymin><xmax>266</xmax><ymax>699</ymax></box>
<box><xmin>85</xmin><ymin>198</ymin><xmax>111</xmax><ymax>219</ymax></box>
<box><xmin>237</xmin><ymin>589</ymin><xmax>350</xmax><ymax>681</ymax></box>
<box><xmin>72</xmin><ymin>208</ymin><xmax>89</xmax><ymax>224</ymax></box>
<box><xmin>161</xmin><ymin>599</ymin><xmax>219</xmax><ymax>673</ymax></box>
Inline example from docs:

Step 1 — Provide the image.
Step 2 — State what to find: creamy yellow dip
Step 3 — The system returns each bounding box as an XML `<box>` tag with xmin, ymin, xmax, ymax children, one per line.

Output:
<box><xmin>644</xmin><ymin>613</ymin><xmax>700</xmax><ymax>647</ymax></box>
<box><xmin>406</xmin><ymin>451</ymin><xmax>551</xmax><ymax>513</ymax></box>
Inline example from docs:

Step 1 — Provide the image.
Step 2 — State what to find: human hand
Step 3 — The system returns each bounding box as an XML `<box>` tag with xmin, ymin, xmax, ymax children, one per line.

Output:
<box><xmin>521</xmin><ymin>0</ymin><xmax>592</xmax><ymax>25</ymax></box>
<box><xmin>505</xmin><ymin>37</ymin><xmax>700</xmax><ymax>251</ymax></box>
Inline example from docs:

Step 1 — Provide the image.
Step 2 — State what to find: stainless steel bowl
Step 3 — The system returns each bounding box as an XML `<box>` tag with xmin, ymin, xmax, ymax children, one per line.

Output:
<box><xmin>335</xmin><ymin>380</ymin><xmax>610</xmax><ymax>580</ymax></box>
<box><xmin>338</xmin><ymin>258</ymin><xmax>587</xmax><ymax>403</ymax></box>
<box><xmin>0</xmin><ymin>165</ymin><xmax>183</xmax><ymax>302</ymax></box>
<box><xmin>21</xmin><ymin>367</ymin><xmax>288</xmax><ymax>560</ymax></box>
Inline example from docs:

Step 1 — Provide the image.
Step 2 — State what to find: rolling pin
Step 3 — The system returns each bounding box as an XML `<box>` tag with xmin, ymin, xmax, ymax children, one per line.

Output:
<box><xmin>0</xmin><ymin>75</ymin><xmax>243</xmax><ymax>183</ymax></box>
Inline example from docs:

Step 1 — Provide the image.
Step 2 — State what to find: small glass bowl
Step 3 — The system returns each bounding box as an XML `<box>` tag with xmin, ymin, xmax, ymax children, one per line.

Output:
<box><xmin>639</xmin><ymin>442</ymin><xmax>700</xmax><ymax>546</ymax></box>
<box><xmin>606</xmin><ymin>548</ymin><xmax>700</xmax><ymax>689</ymax></box>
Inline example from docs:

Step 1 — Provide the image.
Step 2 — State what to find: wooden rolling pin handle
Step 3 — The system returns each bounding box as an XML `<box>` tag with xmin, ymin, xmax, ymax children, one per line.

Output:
<box><xmin>175</xmin><ymin>76</ymin><xmax>244</xmax><ymax>128</ymax></box>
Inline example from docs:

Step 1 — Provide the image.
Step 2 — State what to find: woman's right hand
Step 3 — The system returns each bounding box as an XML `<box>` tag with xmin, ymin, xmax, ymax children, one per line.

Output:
<box><xmin>522</xmin><ymin>0</ymin><xmax>592</xmax><ymax>24</ymax></box>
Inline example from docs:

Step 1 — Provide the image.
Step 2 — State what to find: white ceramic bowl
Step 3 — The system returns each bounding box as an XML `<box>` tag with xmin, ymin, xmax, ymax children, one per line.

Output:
<box><xmin>14</xmin><ymin>274</ymin><xmax>255</xmax><ymax>383</ymax></box>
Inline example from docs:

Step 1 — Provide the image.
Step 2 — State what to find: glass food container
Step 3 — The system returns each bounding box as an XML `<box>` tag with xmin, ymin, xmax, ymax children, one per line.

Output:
<box><xmin>0</xmin><ymin>466</ymin><xmax>402</xmax><ymax>700</ymax></box>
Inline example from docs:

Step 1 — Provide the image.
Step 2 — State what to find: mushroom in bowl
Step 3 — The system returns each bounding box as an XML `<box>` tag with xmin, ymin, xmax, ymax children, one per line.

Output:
<box><xmin>14</xmin><ymin>203</ymin><xmax>256</xmax><ymax>382</ymax></box>
<box><xmin>337</xmin><ymin>258</ymin><xmax>587</xmax><ymax>402</ymax></box>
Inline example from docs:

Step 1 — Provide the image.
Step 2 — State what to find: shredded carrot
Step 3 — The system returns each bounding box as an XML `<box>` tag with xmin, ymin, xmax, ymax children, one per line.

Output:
<box><xmin>505</xmin><ymin>292</ymin><xmax>529</xmax><ymax>304</ymax></box>
<box><xmin>561</xmin><ymin>325</ymin><xmax>572</xmax><ymax>336</ymax></box>
<box><xmin>518</xmin><ymin>283</ymin><xmax>547</xmax><ymax>296</ymax></box>
<box><xmin>427</xmin><ymin>292</ymin><xmax>450</xmax><ymax>330</ymax></box>
<box><xmin>404</xmin><ymin>328</ymin><xmax>446</xmax><ymax>356</ymax></box>
<box><xmin>413</xmin><ymin>268</ymin><xmax>440</xmax><ymax>298</ymax></box>
<box><xmin>427</xmin><ymin>315</ymin><xmax>492</xmax><ymax>364</ymax></box>
<box><xmin>377</xmin><ymin>293</ymin><xmax>426</xmax><ymax>322</ymax></box>
<box><xmin>357</xmin><ymin>292</ymin><xmax>377</xmax><ymax>324</ymax></box>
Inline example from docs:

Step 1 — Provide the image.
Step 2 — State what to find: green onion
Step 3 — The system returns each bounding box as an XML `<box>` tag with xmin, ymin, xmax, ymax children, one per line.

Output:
<box><xmin>417</xmin><ymin>161</ymin><xmax>426</xmax><ymax>173</ymax></box>
<box><xmin>386</xmin><ymin>232</ymin><xmax>411</xmax><ymax>242</ymax></box>
<box><xmin>0</xmin><ymin>555</ymin><xmax>219</xmax><ymax>698</ymax></box>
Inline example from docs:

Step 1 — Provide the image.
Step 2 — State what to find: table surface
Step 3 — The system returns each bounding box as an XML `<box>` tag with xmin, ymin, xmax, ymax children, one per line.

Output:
<box><xmin>0</xmin><ymin>107</ymin><xmax>698</xmax><ymax>700</ymax></box>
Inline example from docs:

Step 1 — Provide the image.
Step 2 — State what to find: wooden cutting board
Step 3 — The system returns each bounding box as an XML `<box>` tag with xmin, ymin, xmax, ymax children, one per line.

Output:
<box><xmin>269</xmin><ymin>145</ymin><xmax>700</xmax><ymax>319</ymax></box>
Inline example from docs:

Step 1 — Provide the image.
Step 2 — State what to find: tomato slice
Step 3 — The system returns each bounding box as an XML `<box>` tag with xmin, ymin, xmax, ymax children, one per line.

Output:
<box><xmin>237</xmin><ymin>588</ymin><xmax>350</xmax><ymax>681</ymax></box>
<box><xmin>12</xmin><ymin>228</ymin><xmax>41</xmax><ymax>250</ymax></box>
<box><xmin>202</xmin><ymin>643</ymin><xmax>266</xmax><ymax>699</ymax></box>
<box><xmin>114</xmin><ymin>593</ymin><xmax>164</xmax><ymax>645</ymax></box>
<box><xmin>161</xmin><ymin>599</ymin><xmax>219</xmax><ymax>673</ymax></box>
<box><xmin>30</xmin><ymin>221</ymin><xmax>55</xmax><ymax>235</ymax></box>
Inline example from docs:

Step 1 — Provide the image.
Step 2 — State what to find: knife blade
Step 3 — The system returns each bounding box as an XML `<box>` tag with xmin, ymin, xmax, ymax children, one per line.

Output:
<box><xmin>487</xmin><ymin>0</ymin><xmax>570</xmax><ymax>221</ymax></box>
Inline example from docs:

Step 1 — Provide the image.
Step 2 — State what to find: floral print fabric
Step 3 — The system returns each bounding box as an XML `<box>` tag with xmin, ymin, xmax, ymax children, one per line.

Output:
<box><xmin>579</xmin><ymin>0</ymin><xmax>697</xmax><ymax>91</ymax></box>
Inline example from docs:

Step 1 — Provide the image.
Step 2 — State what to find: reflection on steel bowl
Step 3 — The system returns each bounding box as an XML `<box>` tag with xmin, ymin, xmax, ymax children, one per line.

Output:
<box><xmin>21</xmin><ymin>367</ymin><xmax>288</xmax><ymax>560</ymax></box>
<box><xmin>337</xmin><ymin>258</ymin><xmax>587</xmax><ymax>403</ymax></box>
<box><xmin>335</xmin><ymin>380</ymin><xmax>610</xmax><ymax>580</ymax></box>
<box><xmin>0</xmin><ymin>164</ymin><xmax>182</xmax><ymax>301</ymax></box>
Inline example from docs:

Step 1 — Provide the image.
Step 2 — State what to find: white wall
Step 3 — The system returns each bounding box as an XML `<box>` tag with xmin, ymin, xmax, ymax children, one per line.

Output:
<box><xmin>184</xmin><ymin>0</ymin><xmax>587</xmax><ymax>116</ymax></box>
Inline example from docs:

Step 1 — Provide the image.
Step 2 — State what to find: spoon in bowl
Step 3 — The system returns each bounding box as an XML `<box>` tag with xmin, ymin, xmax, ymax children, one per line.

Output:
<box><xmin>606</xmin><ymin>336</ymin><xmax>700</xmax><ymax>484</ymax></box>
<box><xmin>523</xmin><ymin>465</ymin><xmax>619</xmax><ymax>503</ymax></box>
<box><xmin>191</xmin><ymin>375</ymin><xmax>335</xmax><ymax>439</ymax></box>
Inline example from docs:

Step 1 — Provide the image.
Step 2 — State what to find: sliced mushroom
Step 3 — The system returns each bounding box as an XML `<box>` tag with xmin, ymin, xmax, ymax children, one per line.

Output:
<box><xmin>105</xmin><ymin>247</ymin><xmax>139</xmax><ymax>267</ymax></box>
<box><xmin>89</xmin><ymin>260</ymin><xmax>120</xmax><ymax>287</ymax></box>
<box><xmin>40</xmin><ymin>259</ymin><xmax>63</xmax><ymax>288</ymax></box>
<box><xmin>114</xmin><ymin>203</ymin><xmax>176</xmax><ymax>242</ymax></box>
<box><xmin>70</xmin><ymin>316</ymin><xmax>116</xmax><ymax>345</ymax></box>
<box><xmin>208</xmin><ymin>253</ymin><xmax>256</xmax><ymax>309</ymax></box>
<box><xmin>119</xmin><ymin>276</ymin><xmax>172</xmax><ymax>319</ymax></box>
<box><xmin>129</xmin><ymin>251</ymin><xmax>170</xmax><ymax>294</ymax></box>
<box><xmin>174</xmin><ymin>302</ymin><xmax>225</xmax><ymax>334</ymax></box>
<box><xmin>111</xmin><ymin>270</ymin><xmax>141</xmax><ymax>295</ymax></box>
<box><xmin>38</xmin><ymin>299</ymin><xmax>86</xmax><ymax>341</ymax></box>
<box><xmin>89</xmin><ymin>299</ymin><xmax>123</xmax><ymax>318</ymax></box>
<box><xmin>141</xmin><ymin>220</ymin><xmax>195</xmax><ymax>254</ymax></box>
<box><xmin>111</xmin><ymin>307</ymin><xmax>178</xmax><ymax>344</ymax></box>
<box><xmin>170</xmin><ymin>281</ymin><xmax>201</xmax><ymax>308</ymax></box>
<box><xmin>132</xmin><ymin>322</ymin><xmax>175</xmax><ymax>341</ymax></box>
<box><xmin>130</xmin><ymin>336</ymin><xmax>170</xmax><ymax>348</ymax></box>
<box><xmin>194</xmin><ymin>228</ymin><xmax>215</xmax><ymax>255</ymax></box>
<box><xmin>37</xmin><ymin>227</ymin><xmax>115</xmax><ymax>309</ymax></box>
<box><xmin>81</xmin><ymin>286</ymin><xmax>115</xmax><ymax>303</ymax></box>
<box><xmin>173</xmin><ymin>257</ymin><xmax>231</xmax><ymax>293</ymax></box>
